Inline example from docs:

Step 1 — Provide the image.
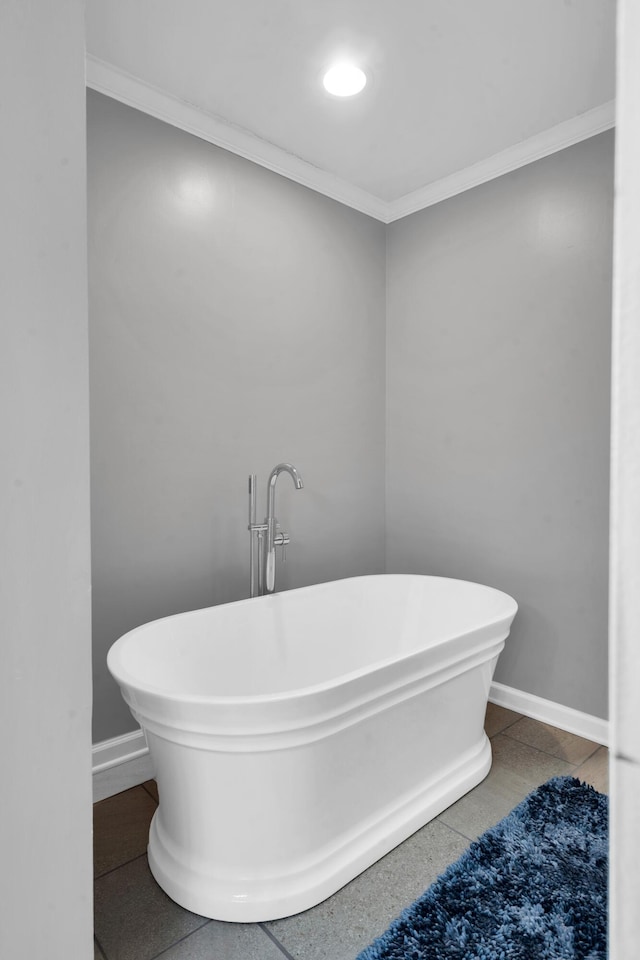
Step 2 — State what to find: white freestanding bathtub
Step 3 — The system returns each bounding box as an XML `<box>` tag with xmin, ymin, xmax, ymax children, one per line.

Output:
<box><xmin>107</xmin><ymin>574</ymin><xmax>517</xmax><ymax>922</ymax></box>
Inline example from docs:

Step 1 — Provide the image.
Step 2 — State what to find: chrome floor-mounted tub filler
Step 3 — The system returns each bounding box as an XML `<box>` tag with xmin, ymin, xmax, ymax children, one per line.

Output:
<box><xmin>247</xmin><ymin>462</ymin><xmax>304</xmax><ymax>597</ymax></box>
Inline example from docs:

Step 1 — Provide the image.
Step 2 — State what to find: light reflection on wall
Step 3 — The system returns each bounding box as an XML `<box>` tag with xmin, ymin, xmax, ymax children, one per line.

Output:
<box><xmin>532</xmin><ymin>190</ymin><xmax>588</xmax><ymax>254</ymax></box>
<box><xmin>172</xmin><ymin>171</ymin><xmax>216</xmax><ymax>216</ymax></box>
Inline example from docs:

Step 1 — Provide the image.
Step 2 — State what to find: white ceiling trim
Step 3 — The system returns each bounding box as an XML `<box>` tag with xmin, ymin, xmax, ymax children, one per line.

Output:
<box><xmin>85</xmin><ymin>55</ymin><xmax>389</xmax><ymax>222</ymax></box>
<box><xmin>386</xmin><ymin>100</ymin><xmax>616</xmax><ymax>223</ymax></box>
<box><xmin>86</xmin><ymin>55</ymin><xmax>615</xmax><ymax>225</ymax></box>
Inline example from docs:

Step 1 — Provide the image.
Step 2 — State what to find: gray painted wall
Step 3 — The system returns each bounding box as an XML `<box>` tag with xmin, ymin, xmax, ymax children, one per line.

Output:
<box><xmin>89</xmin><ymin>91</ymin><xmax>613</xmax><ymax>742</ymax></box>
<box><xmin>1</xmin><ymin>0</ymin><xmax>93</xmax><ymax>955</ymax></box>
<box><xmin>88</xmin><ymin>91</ymin><xmax>387</xmax><ymax>742</ymax></box>
<box><xmin>386</xmin><ymin>131</ymin><xmax>613</xmax><ymax>720</ymax></box>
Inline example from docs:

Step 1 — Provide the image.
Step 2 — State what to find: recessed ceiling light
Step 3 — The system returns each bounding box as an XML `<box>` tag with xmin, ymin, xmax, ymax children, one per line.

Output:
<box><xmin>322</xmin><ymin>63</ymin><xmax>367</xmax><ymax>98</ymax></box>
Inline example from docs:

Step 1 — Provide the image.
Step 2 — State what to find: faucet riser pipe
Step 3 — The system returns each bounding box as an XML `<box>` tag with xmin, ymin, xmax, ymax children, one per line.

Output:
<box><xmin>248</xmin><ymin>475</ymin><xmax>257</xmax><ymax>598</ymax></box>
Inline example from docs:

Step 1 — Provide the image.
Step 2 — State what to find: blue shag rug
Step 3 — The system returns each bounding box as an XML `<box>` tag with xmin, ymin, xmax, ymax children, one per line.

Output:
<box><xmin>356</xmin><ymin>776</ymin><xmax>607</xmax><ymax>960</ymax></box>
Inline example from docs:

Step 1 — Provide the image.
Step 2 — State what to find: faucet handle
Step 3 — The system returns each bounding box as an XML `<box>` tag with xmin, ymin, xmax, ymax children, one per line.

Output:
<box><xmin>273</xmin><ymin>530</ymin><xmax>290</xmax><ymax>562</ymax></box>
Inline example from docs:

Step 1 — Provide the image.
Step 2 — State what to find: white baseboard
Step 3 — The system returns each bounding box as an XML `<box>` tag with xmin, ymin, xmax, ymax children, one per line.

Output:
<box><xmin>93</xmin><ymin>728</ymin><xmax>148</xmax><ymax>773</ymax></box>
<box><xmin>490</xmin><ymin>681</ymin><xmax>609</xmax><ymax>747</ymax></box>
<box><xmin>92</xmin><ymin>728</ymin><xmax>153</xmax><ymax>802</ymax></box>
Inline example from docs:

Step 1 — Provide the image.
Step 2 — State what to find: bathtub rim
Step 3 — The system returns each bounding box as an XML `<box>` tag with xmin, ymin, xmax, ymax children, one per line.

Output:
<box><xmin>107</xmin><ymin>573</ymin><xmax>518</xmax><ymax>708</ymax></box>
<box><xmin>122</xmin><ymin>634</ymin><xmax>507</xmax><ymax>749</ymax></box>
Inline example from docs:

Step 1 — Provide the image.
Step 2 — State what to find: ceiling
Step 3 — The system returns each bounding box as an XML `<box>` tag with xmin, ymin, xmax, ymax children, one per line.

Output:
<box><xmin>85</xmin><ymin>0</ymin><xmax>616</xmax><ymax>222</ymax></box>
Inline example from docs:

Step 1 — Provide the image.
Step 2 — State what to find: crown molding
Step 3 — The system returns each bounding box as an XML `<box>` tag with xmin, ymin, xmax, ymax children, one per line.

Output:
<box><xmin>86</xmin><ymin>56</ymin><xmax>615</xmax><ymax>225</ymax></box>
<box><xmin>386</xmin><ymin>100</ymin><xmax>616</xmax><ymax>222</ymax></box>
<box><xmin>85</xmin><ymin>55</ymin><xmax>389</xmax><ymax>222</ymax></box>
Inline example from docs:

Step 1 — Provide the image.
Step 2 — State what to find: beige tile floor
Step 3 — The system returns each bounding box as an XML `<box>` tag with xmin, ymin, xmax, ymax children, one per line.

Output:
<box><xmin>93</xmin><ymin>704</ymin><xmax>608</xmax><ymax>960</ymax></box>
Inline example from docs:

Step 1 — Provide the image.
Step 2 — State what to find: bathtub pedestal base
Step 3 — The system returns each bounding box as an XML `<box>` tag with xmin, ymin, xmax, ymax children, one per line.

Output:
<box><xmin>147</xmin><ymin>735</ymin><xmax>492</xmax><ymax>923</ymax></box>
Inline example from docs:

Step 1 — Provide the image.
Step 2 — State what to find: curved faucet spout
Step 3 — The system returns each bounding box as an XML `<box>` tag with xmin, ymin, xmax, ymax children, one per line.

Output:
<box><xmin>262</xmin><ymin>462</ymin><xmax>304</xmax><ymax>594</ymax></box>
<box><xmin>266</xmin><ymin>462</ymin><xmax>304</xmax><ymax>519</ymax></box>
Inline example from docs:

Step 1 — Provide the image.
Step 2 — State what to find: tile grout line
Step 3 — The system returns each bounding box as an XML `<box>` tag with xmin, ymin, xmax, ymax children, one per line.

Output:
<box><xmin>498</xmin><ymin>729</ymin><xmax>600</xmax><ymax>767</ymax></box>
<box><xmin>259</xmin><ymin>922</ymin><xmax>299</xmax><ymax>960</ymax></box>
<box><xmin>141</xmin><ymin>781</ymin><xmax>159</xmax><ymax>804</ymax></box>
<box><xmin>489</xmin><ymin>717</ymin><xmax>522</xmax><ymax>737</ymax></box>
<box><xmin>94</xmin><ymin>850</ymin><xmax>148</xmax><ymax>882</ymax></box>
<box><xmin>94</xmin><ymin>932</ymin><xmax>108</xmax><ymax>960</ymax></box>
<box><xmin>147</xmin><ymin>919</ymin><xmax>213</xmax><ymax>960</ymax></box>
<box><xmin>434</xmin><ymin>817</ymin><xmax>475</xmax><ymax>845</ymax></box>
<box><xmin>573</xmin><ymin>743</ymin><xmax>605</xmax><ymax>767</ymax></box>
